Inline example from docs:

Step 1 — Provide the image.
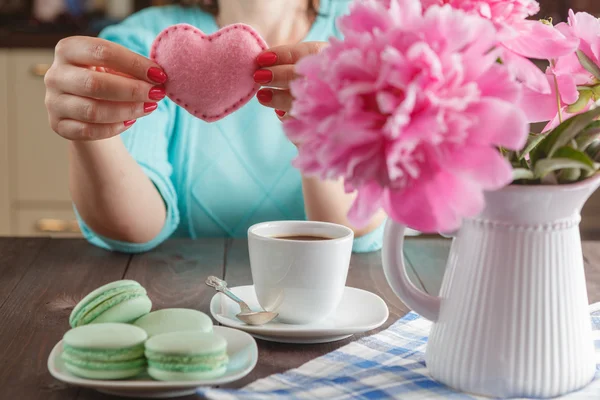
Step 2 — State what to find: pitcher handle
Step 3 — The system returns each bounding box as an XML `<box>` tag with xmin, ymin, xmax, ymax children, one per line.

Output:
<box><xmin>382</xmin><ymin>219</ymin><xmax>441</xmax><ymax>322</ymax></box>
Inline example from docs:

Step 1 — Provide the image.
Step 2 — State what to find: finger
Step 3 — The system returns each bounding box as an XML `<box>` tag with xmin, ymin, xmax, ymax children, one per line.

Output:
<box><xmin>102</xmin><ymin>67</ymin><xmax>136</xmax><ymax>79</ymax></box>
<box><xmin>52</xmin><ymin>93</ymin><xmax>158</xmax><ymax>124</ymax></box>
<box><xmin>47</xmin><ymin>64</ymin><xmax>165</xmax><ymax>102</ymax></box>
<box><xmin>275</xmin><ymin>109</ymin><xmax>289</xmax><ymax>119</ymax></box>
<box><xmin>54</xmin><ymin>119</ymin><xmax>136</xmax><ymax>141</ymax></box>
<box><xmin>256</xmin><ymin>88</ymin><xmax>293</xmax><ymax>112</ymax></box>
<box><xmin>256</xmin><ymin>42</ymin><xmax>328</xmax><ymax>67</ymax></box>
<box><xmin>55</xmin><ymin>36</ymin><xmax>167</xmax><ymax>84</ymax></box>
<box><xmin>253</xmin><ymin>65</ymin><xmax>297</xmax><ymax>89</ymax></box>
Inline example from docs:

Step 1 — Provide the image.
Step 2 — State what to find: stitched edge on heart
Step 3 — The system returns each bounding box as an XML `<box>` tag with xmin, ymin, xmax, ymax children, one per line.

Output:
<box><xmin>150</xmin><ymin>23</ymin><xmax>268</xmax><ymax>122</ymax></box>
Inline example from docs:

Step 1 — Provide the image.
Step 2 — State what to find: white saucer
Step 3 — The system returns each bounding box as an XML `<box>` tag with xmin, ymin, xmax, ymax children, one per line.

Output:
<box><xmin>210</xmin><ymin>285</ymin><xmax>389</xmax><ymax>344</ymax></box>
<box><xmin>47</xmin><ymin>326</ymin><xmax>257</xmax><ymax>398</ymax></box>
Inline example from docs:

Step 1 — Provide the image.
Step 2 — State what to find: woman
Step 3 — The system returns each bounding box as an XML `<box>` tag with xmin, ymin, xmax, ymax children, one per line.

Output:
<box><xmin>43</xmin><ymin>0</ymin><xmax>387</xmax><ymax>253</ymax></box>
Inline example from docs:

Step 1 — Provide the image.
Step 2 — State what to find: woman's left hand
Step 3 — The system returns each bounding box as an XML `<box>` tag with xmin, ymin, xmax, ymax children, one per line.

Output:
<box><xmin>253</xmin><ymin>42</ymin><xmax>328</xmax><ymax>119</ymax></box>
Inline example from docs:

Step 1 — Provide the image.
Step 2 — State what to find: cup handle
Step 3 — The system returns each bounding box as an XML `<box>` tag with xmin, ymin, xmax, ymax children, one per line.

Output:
<box><xmin>382</xmin><ymin>219</ymin><xmax>441</xmax><ymax>321</ymax></box>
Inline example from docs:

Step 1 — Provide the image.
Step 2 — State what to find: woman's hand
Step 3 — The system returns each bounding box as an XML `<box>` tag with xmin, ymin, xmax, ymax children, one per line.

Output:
<box><xmin>253</xmin><ymin>42</ymin><xmax>327</xmax><ymax>119</ymax></box>
<box><xmin>45</xmin><ymin>36</ymin><xmax>168</xmax><ymax>141</ymax></box>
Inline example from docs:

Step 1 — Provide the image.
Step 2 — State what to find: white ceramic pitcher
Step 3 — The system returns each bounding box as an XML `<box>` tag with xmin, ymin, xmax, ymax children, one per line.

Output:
<box><xmin>382</xmin><ymin>175</ymin><xmax>600</xmax><ymax>398</ymax></box>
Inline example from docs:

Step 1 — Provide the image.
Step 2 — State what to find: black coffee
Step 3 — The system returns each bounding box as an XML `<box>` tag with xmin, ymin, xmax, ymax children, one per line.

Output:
<box><xmin>274</xmin><ymin>235</ymin><xmax>332</xmax><ymax>241</ymax></box>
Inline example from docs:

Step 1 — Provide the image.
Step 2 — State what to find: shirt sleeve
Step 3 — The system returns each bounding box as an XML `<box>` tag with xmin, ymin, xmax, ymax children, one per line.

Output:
<box><xmin>74</xmin><ymin>16</ymin><xmax>180</xmax><ymax>254</ymax></box>
<box><xmin>352</xmin><ymin>220</ymin><xmax>385</xmax><ymax>253</ymax></box>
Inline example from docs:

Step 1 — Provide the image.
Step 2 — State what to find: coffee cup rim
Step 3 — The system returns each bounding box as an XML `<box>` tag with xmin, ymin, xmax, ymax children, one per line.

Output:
<box><xmin>247</xmin><ymin>220</ymin><xmax>354</xmax><ymax>243</ymax></box>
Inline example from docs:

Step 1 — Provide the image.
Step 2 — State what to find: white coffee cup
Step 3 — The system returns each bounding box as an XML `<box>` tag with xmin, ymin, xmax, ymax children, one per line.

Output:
<box><xmin>247</xmin><ymin>221</ymin><xmax>354</xmax><ymax>325</ymax></box>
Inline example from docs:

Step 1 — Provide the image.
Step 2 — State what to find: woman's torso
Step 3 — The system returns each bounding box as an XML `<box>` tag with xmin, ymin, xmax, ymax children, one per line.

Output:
<box><xmin>170</xmin><ymin>95</ymin><xmax>305</xmax><ymax>238</ymax></box>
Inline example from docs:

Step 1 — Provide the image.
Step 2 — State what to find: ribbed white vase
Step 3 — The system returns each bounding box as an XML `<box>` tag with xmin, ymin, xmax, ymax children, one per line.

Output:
<box><xmin>382</xmin><ymin>176</ymin><xmax>600</xmax><ymax>398</ymax></box>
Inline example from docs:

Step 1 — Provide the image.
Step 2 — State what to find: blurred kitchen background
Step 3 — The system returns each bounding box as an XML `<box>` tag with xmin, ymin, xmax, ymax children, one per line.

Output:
<box><xmin>0</xmin><ymin>0</ymin><xmax>599</xmax><ymax>238</ymax></box>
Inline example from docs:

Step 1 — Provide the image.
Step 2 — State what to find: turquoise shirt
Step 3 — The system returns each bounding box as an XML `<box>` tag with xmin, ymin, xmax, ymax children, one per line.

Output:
<box><xmin>75</xmin><ymin>1</ymin><xmax>385</xmax><ymax>253</ymax></box>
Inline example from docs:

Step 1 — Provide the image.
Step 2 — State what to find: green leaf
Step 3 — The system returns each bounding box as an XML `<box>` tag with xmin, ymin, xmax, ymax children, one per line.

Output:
<box><xmin>582</xmin><ymin>168</ymin><xmax>600</xmax><ymax>179</ymax></box>
<box><xmin>512</xmin><ymin>168</ymin><xmax>535</xmax><ymax>181</ymax></box>
<box><xmin>520</xmin><ymin>157</ymin><xmax>530</xmax><ymax>169</ymax></box>
<box><xmin>591</xmin><ymin>84</ymin><xmax>600</xmax><ymax>99</ymax></box>
<box><xmin>540</xmin><ymin>105</ymin><xmax>600</xmax><ymax>157</ymax></box>
<box><xmin>529</xmin><ymin>143</ymin><xmax>546</xmax><ymax>166</ymax></box>
<box><xmin>567</xmin><ymin>88</ymin><xmax>593</xmax><ymax>113</ymax></box>
<box><xmin>557</xmin><ymin>168</ymin><xmax>581</xmax><ymax>183</ymax></box>
<box><xmin>579</xmin><ymin>84</ymin><xmax>600</xmax><ymax>100</ymax></box>
<box><xmin>534</xmin><ymin>146</ymin><xmax>597</xmax><ymax>179</ymax></box>
<box><xmin>575</xmin><ymin>120</ymin><xmax>600</xmax><ymax>150</ymax></box>
<box><xmin>535</xmin><ymin>158</ymin><xmax>594</xmax><ymax>179</ymax></box>
<box><xmin>517</xmin><ymin>133</ymin><xmax>546</xmax><ymax>160</ymax></box>
<box><xmin>554</xmin><ymin>146</ymin><xmax>596</xmax><ymax>168</ymax></box>
<box><xmin>577</xmin><ymin>50</ymin><xmax>600</xmax><ymax>81</ymax></box>
<box><xmin>541</xmin><ymin>171</ymin><xmax>559</xmax><ymax>185</ymax></box>
<box><xmin>586</xmin><ymin>140</ymin><xmax>600</xmax><ymax>161</ymax></box>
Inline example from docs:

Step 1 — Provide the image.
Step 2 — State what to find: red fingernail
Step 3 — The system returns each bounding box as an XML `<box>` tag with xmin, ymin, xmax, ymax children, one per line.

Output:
<box><xmin>275</xmin><ymin>109</ymin><xmax>286</xmax><ymax>117</ymax></box>
<box><xmin>124</xmin><ymin>120</ymin><xmax>136</xmax><ymax>127</ymax></box>
<box><xmin>147</xmin><ymin>67</ymin><xmax>167</xmax><ymax>84</ymax></box>
<box><xmin>257</xmin><ymin>89</ymin><xmax>273</xmax><ymax>103</ymax></box>
<box><xmin>149</xmin><ymin>86</ymin><xmax>166</xmax><ymax>101</ymax></box>
<box><xmin>257</xmin><ymin>52</ymin><xmax>278</xmax><ymax>67</ymax></box>
<box><xmin>253</xmin><ymin>69</ymin><xmax>273</xmax><ymax>84</ymax></box>
<box><xmin>144</xmin><ymin>102</ymin><xmax>158</xmax><ymax>113</ymax></box>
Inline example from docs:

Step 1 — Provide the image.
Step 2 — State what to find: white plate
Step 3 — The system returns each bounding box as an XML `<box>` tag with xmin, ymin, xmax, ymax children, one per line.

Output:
<box><xmin>210</xmin><ymin>286</ymin><xmax>389</xmax><ymax>344</ymax></box>
<box><xmin>47</xmin><ymin>326</ymin><xmax>258</xmax><ymax>398</ymax></box>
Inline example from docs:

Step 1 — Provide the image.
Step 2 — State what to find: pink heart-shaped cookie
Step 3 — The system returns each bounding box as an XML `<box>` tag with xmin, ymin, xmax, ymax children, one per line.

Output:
<box><xmin>150</xmin><ymin>23</ymin><xmax>267</xmax><ymax>122</ymax></box>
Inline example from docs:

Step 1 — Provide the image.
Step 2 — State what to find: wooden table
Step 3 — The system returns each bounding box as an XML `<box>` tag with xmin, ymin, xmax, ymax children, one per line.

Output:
<box><xmin>0</xmin><ymin>237</ymin><xmax>599</xmax><ymax>400</ymax></box>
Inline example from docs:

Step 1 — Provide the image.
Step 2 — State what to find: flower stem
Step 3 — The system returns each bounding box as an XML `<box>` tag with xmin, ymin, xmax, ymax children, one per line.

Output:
<box><xmin>551</xmin><ymin>59</ymin><xmax>563</xmax><ymax>124</ymax></box>
<box><xmin>553</xmin><ymin>75</ymin><xmax>563</xmax><ymax>124</ymax></box>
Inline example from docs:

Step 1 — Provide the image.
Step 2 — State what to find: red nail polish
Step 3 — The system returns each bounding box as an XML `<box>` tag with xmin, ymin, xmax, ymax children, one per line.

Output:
<box><xmin>257</xmin><ymin>52</ymin><xmax>278</xmax><ymax>67</ymax></box>
<box><xmin>144</xmin><ymin>102</ymin><xmax>158</xmax><ymax>113</ymax></box>
<box><xmin>149</xmin><ymin>87</ymin><xmax>166</xmax><ymax>101</ymax></box>
<box><xmin>253</xmin><ymin>69</ymin><xmax>273</xmax><ymax>84</ymax></box>
<box><xmin>124</xmin><ymin>120</ymin><xmax>136</xmax><ymax>127</ymax></box>
<box><xmin>147</xmin><ymin>67</ymin><xmax>167</xmax><ymax>84</ymax></box>
<box><xmin>275</xmin><ymin>109</ymin><xmax>286</xmax><ymax>117</ymax></box>
<box><xmin>257</xmin><ymin>89</ymin><xmax>273</xmax><ymax>103</ymax></box>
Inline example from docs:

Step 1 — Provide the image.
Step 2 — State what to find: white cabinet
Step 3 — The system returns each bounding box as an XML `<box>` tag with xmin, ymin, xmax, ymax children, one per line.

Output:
<box><xmin>0</xmin><ymin>51</ymin><xmax>9</xmax><ymax>235</ymax></box>
<box><xmin>0</xmin><ymin>49</ymin><xmax>78</xmax><ymax>237</ymax></box>
<box><xmin>15</xmin><ymin>209</ymin><xmax>80</xmax><ymax>237</ymax></box>
<box><xmin>8</xmin><ymin>50</ymin><xmax>72</xmax><ymax>203</ymax></box>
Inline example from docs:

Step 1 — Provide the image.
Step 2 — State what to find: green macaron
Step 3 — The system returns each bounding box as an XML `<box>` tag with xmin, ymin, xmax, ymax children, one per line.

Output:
<box><xmin>69</xmin><ymin>280</ymin><xmax>152</xmax><ymax>328</ymax></box>
<box><xmin>61</xmin><ymin>323</ymin><xmax>148</xmax><ymax>380</ymax></box>
<box><xmin>133</xmin><ymin>308</ymin><xmax>213</xmax><ymax>338</ymax></box>
<box><xmin>145</xmin><ymin>331</ymin><xmax>229</xmax><ymax>381</ymax></box>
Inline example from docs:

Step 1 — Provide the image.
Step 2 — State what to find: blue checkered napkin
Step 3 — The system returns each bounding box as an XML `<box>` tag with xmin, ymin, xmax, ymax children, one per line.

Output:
<box><xmin>199</xmin><ymin>303</ymin><xmax>600</xmax><ymax>399</ymax></box>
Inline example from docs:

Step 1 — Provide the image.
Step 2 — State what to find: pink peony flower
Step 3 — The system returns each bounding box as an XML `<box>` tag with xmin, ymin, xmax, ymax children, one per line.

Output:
<box><xmin>519</xmin><ymin>71</ymin><xmax>580</xmax><ymax>131</ymax></box>
<box><xmin>422</xmin><ymin>0</ymin><xmax>539</xmax><ymax>24</ymax></box>
<box><xmin>522</xmin><ymin>10</ymin><xmax>600</xmax><ymax>131</ymax></box>
<box><xmin>284</xmin><ymin>0</ymin><xmax>529</xmax><ymax>233</ymax></box>
<box><xmin>422</xmin><ymin>0</ymin><xmax>578</xmax><ymax>103</ymax></box>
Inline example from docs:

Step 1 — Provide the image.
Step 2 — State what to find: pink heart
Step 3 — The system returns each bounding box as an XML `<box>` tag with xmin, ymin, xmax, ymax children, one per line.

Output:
<box><xmin>150</xmin><ymin>23</ymin><xmax>267</xmax><ymax>122</ymax></box>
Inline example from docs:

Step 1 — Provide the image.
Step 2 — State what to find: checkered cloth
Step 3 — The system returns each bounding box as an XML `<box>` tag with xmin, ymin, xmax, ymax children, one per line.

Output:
<box><xmin>199</xmin><ymin>303</ymin><xmax>600</xmax><ymax>399</ymax></box>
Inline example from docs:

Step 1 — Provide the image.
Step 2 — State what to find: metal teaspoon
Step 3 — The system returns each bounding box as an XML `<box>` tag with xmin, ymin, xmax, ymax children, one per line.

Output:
<box><xmin>205</xmin><ymin>276</ymin><xmax>278</xmax><ymax>326</ymax></box>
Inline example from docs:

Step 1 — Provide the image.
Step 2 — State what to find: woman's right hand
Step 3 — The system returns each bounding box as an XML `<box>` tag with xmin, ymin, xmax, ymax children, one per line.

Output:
<box><xmin>45</xmin><ymin>36</ymin><xmax>168</xmax><ymax>141</ymax></box>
